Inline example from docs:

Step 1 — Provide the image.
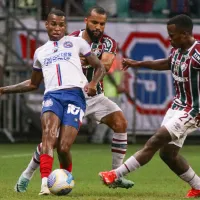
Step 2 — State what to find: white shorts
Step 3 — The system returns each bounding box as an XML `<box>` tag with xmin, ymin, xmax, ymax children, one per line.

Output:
<box><xmin>85</xmin><ymin>93</ymin><xmax>121</xmax><ymax>123</ymax></box>
<box><xmin>161</xmin><ymin>108</ymin><xmax>199</xmax><ymax>147</ymax></box>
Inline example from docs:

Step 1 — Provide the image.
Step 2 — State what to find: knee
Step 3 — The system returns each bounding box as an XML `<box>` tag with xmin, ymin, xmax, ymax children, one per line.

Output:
<box><xmin>57</xmin><ymin>142</ymin><xmax>70</xmax><ymax>155</ymax></box>
<box><xmin>112</xmin><ymin>117</ymin><xmax>127</xmax><ymax>132</ymax></box>
<box><xmin>159</xmin><ymin>150</ymin><xmax>176</xmax><ymax>163</ymax></box>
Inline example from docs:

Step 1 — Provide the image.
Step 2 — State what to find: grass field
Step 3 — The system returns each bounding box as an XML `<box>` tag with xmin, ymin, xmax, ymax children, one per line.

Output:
<box><xmin>0</xmin><ymin>143</ymin><xmax>200</xmax><ymax>200</ymax></box>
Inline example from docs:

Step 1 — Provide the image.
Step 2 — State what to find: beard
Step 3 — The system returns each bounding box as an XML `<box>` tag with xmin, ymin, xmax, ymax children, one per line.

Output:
<box><xmin>86</xmin><ymin>26</ymin><xmax>103</xmax><ymax>43</ymax></box>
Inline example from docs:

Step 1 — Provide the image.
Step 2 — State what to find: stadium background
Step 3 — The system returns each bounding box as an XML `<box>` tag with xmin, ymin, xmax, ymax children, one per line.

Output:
<box><xmin>1</xmin><ymin>1</ymin><xmax>200</xmax><ymax>200</ymax></box>
<box><xmin>0</xmin><ymin>0</ymin><xmax>200</xmax><ymax>143</ymax></box>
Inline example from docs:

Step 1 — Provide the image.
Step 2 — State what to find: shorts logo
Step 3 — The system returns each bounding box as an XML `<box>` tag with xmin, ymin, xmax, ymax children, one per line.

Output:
<box><xmin>43</xmin><ymin>99</ymin><xmax>53</xmax><ymax>107</ymax></box>
<box><xmin>63</xmin><ymin>41</ymin><xmax>73</xmax><ymax>48</ymax></box>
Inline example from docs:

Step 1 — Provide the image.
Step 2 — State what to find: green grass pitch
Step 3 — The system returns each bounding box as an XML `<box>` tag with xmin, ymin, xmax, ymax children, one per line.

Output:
<box><xmin>0</xmin><ymin>143</ymin><xmax>199</xmax><ymax>200</ymax></box>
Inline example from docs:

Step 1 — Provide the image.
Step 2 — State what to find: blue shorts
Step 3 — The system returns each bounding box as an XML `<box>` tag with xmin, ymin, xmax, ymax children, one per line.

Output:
<box><xmin>42</xmin><ymin>88</ymin><xmax>86</xmax><ymax>130</ymax></box>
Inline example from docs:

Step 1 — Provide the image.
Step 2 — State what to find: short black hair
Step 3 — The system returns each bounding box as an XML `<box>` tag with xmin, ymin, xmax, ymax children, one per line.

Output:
<box><xmin>167</xmin><ymin>14</ymin><xmax>193</xmax><ymax>33</ymax></box>
<box><xmin>48</xmin><ymin>8</ymin><xmax>66</xmax><ymax>18</ymax></box>
<box><xmin>86</xmin><ymin>6</ymin><xmax>107</xmax><ymax>17</ymax></box>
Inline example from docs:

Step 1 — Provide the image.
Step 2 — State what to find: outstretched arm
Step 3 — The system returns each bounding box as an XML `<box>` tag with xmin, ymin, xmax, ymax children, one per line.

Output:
<box><xmin>0</xmin><ymin>70</ymin><xmax>43</xmax><ymax>95</ymax></box>
<box><xmin>122</xmin><ymin>58</ymin><xmax>170</xmax><ymax>71</ymax></box>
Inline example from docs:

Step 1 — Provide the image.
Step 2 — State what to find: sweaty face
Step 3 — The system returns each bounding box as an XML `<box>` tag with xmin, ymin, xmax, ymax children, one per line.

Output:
<box><xmin>167</xmin><ymin>24</ymin><xmax>185</xmax><ymax>48</ymax></box>
<box><xmin>45</xmin><ymin>14</ymin><xmax>66</xmax><ymax>41</ymax></box>
<box><xmin>85</xmin><ymin>11</ymin><xmax>107</xmax><ymax>42</ymax></box>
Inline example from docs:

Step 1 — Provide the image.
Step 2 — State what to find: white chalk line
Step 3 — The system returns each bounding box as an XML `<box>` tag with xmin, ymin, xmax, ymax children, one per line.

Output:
<box><xmin>1</xmin><ymin>153</ymin><xmax>32</xmax><ymax>158</ymax></box>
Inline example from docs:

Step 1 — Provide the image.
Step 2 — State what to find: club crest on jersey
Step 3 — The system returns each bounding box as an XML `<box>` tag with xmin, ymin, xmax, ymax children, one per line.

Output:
<box><xmin>180</xmin><ymin>63</ymin><xmax>188</xmax><ymax>71</ymax></box>
<box><xmin>43</xmin><ymin>99</ymin><xmax>53</xmax><ymax>107</ymax></box>
<box><xmin>63</xmin><ymin>41</ymin><xmax>73</xmax><ymax>48</ymax></box>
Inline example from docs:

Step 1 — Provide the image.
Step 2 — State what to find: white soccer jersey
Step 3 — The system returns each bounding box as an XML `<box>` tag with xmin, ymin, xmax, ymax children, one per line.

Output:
<box><xmin>33</xmin><ymin>36</ymin><xmax>91</xmax><ymax>94</ymax></box>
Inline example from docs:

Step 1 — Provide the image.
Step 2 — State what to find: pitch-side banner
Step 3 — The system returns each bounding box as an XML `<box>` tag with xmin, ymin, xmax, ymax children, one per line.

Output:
<box><xmin>16</xmin><ymin>19</ymin><xmax>200</xmax><ymax>133</ymax></box>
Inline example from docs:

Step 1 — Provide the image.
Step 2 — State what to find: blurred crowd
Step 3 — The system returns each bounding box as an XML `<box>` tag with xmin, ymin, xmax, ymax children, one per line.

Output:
<box><xmin>42</xmin><ymin>0</ymin><xmax>200</xmax><ymax>19</ymax></box>
<box><xmin>1</xmin><ymin>0</ymin><xmax>200</xmax><ymax>19</ymax></box>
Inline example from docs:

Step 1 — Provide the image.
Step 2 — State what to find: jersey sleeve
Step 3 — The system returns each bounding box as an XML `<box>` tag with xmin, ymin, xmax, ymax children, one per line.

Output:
<box><xmin>103</xmin><ymin>37</ymin><xmax>117</xmax><ymax>55</ymax></box>
<box><xmin>32</xmin><ymin>49</ymin><xmax>42</xmax><ymax>71</ymax></box>
<box><xmin>78</xmin><ymin>38</ymin><xmax>91</xmax><ymax>57</ymax></box>
<box><xmin>191</xmin><ymin>48</ymin><xmax>200</xmax><ymax>69</ymax></box>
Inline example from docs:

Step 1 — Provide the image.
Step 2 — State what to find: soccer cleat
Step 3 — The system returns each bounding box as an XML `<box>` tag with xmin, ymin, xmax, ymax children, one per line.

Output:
<box><xmin>38</xmin><ymin>184</ymin><xmax>50</xmax><ymax>195</ymax></box>
<box><xmin>110</xmin><ymin>177</ymin><xmax>134</xmax><ymax>189</ymax></box>
<box><xmin>14</xmin><ymin>174</ymin><xmax>30</xmax><ymax>192</ymax></box>
<box><xmin>99</xmin><ymin>170</ymin><xmax>117</xmax><ymax>186</ymax></box>
<box><xmin>186</xmin><ymin>188</ymin><xmax>200</xmax><ymax>198</ymax></box>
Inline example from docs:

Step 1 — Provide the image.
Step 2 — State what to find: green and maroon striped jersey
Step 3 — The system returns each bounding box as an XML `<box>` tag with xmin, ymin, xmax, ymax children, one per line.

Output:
<box><xmin>70</xmin><ymin>30</ymin><xmax>117</xmax><ymax>95</ymax></box>
<box><xmin>169</xmin><ymin>41</ymin><xmax>200</xmax><ymax>117</ymax></box>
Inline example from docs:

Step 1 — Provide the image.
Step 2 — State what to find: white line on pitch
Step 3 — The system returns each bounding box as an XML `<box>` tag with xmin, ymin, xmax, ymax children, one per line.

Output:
<box><xmin>1</xmin><ymin>153</ymin><xmax>32</xmax><ymax>158</ymax></box>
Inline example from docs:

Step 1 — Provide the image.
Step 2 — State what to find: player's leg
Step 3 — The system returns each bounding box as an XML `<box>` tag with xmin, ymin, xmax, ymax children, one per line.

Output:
<box><xmin>15</xmin><ymin>143</ymin><xmax>42</xmax><ymax>192</ymax></box>
<box><xmin>99</xmin><ymin>109</ymin><xmax>198</xmax><ymax>189</ymax></box>
<box><xmin>88</xmin><ymin>95</ymin><xmax>128</xmax><ymax>169</ymax></box>
<box><xmin>57</xmin><ymin>145</ymin><xmax>73</xmax><ymax>172</ymax></box>
<box><xmin>39</xmin><ymin>111</ymin><xmax>60</xmax><ymax>195</ymax></box>
<box><xmin>99</xmin><ymin>126</ymin><xmax>172</xmax><ymax>186</ymax></box>
<box><xmin>159</xmin><ymin>144</ymin><xmax>200</xmax><ymax>198</ymax></box>
<box><xmin>87</xmin><ymin>95</ymin><xmax>133</xmax><ymax>188</ymax></box>
<box><xmin>56</xmin><ymin>88</ymin><xmax>86</xmax><ymax>175</ymax></box>
<box><xmin>57</xmin><ymin>125</ymin><xmax>78</xmax><ymax>172</ymax></box>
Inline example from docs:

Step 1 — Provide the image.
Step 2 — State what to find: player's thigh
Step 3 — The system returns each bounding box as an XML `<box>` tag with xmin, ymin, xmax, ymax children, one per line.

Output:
<box><xmin>58</xmin><ymin>125</ymin><xmax>78</xmax><ymax>151</ymax></box>
<box><xmin>86</xmin><ymin>95</ymin><xmax>121</xmax><ymax>123</ymax></box>
<box><xmin>42</xmin><ymin>92</ymin><xmax>64</xmax><ymax>122</ymax></box>
<box><xmin>163</xmin><ymin>109</ymin><xmax>197</xmax><ymax>148</ymax></box>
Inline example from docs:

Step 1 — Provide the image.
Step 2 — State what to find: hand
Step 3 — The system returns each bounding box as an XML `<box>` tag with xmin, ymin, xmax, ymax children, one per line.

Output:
<box><xmin>116</xmin><ymin>85</ymin><xmax>128</xmax><ymax>94</ymax></box>
<box><xmin>80</xmin><ymin>55</ymin><xmax>89</xmax><ymax>66</ymax></box>
<box><xmin>84</xmin><ymin>82</ymin><xmax>97</xmax><ymax>97</ymax></box>
<box><xmin>121</xmin><ymin>58</ymin><xmax>140</xmax><ymax>71</ymax></box>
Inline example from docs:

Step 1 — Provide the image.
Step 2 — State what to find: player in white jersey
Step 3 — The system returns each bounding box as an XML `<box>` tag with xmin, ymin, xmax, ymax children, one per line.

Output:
<box><xmin>0</xmin><ymin>6</ymin><xmax>133</xmax><ymax>193</ymax></box>
<box><xmin>0</xmin><ymin>9</ymin><xmax>105</xmax><ymax>195</ymax></box>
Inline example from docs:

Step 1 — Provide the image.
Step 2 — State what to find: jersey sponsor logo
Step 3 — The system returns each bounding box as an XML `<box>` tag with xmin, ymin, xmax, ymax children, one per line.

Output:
<box><xmin>44</xmin><ymin>52</ymin><xmax>72</xmax><ymax>66</ymax></box>
<box><xmin>172</xmin><ymin>73</ymin><xmax>189</xmax><ymax>82</ymax></box>
<box><xmin>63</xmin><ymin>41</ymin><xmax>73</xmax><ymax>48</ymax></box>
<box><xmin>192</xmin><ymin>50</ymin><xmax>200</xmax><ymax>64</ymax></box>
<box><xmin>43</xmin><ymin>99</ymin><xmax>53</xmax><ymax>107</ymax></box>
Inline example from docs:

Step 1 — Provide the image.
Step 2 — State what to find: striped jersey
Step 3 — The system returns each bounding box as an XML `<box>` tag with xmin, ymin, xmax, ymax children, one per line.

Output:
<box><xmin>169</xmin><ymin>40</ymin><xmax>200</xmax><ymax>117</ymax></box>
<box><xmin>33</xmin><ymin>35</ymin><xmax>91</xmax><ymax>94</ymax></box>
<box><xmin>70</xmin><ymin>30</ymin><xmax>117</xmax><ymax>95</ymax></box>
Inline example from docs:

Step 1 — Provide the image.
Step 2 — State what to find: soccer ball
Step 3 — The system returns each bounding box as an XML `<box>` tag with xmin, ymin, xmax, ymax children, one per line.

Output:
<box><xmin>47</xmin><ymin>169</ymin><xmax>75</xmax><ymax>195</ymax></box>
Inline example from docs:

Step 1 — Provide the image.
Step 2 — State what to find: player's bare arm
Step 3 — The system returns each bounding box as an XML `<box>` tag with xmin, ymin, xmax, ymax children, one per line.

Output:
<box><xmin>101</xmin><ymin>52</ymin><xmax>115</xmax><ymax>72</ymax></box>
<box><xmin>122</xmin><ymin>58</ymin><xmax>170</xmax><ymax>71</ymax></box>
<box><xmin>84</xmin><ymin>52</ymin><xmax>106</xmax><ymax>96</ymax></box>
<box><xmin>0</xmin><ymin>69</ymin><xmax>43</xmax><ymax>95</ymax></box>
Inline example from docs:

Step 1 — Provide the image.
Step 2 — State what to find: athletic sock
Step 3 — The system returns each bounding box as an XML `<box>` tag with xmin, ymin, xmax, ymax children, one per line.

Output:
<box><xmin>115</xmin><ymin>156</ymin><xmax>140</xmax><ymax>177</ymax></box>
<box><xmin>22</xmin><ymin>143</ymin><xmax>42</xmax><ymax>180</ymax></box>
<box><xmin>40</xmin><ymin>154</ymin><xmax>53</xmax><ymax>178</ymax></box>
<box><xmin>111</xmin><ymin>133</ymin><xmax>127</xmax><ymax>169</ymax></box>
<box><xmin>60</xmin><ymin>162</ymin><xmax>72</xmax><ymax>173</ymax></box>
<box><xmin>180</xmin><ymin>167</ymin><xmax>200</xmax><ymax>190</ymax></box>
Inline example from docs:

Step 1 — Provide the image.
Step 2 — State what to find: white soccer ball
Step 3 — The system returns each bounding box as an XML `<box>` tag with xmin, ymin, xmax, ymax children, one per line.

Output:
<box><xmin>47</xmin><ymin>169</ymin><xmax>75</xmax><ymax>195</ymax></box>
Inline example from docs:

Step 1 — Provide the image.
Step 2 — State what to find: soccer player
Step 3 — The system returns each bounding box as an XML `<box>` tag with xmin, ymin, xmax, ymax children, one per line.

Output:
<box><xmin>0</xmin><ymin>6</ymin><xmax>134</xmax><ymax>193</ymax></box>
<box><xmin>99</xmin><ymin>14</ymin><xmax>200</xmax><ymax>198</ymax></box>
<box><xmin>0</xmin><ymin>9</ymin><xmax>106</xmax><ymax>195</ymax></box>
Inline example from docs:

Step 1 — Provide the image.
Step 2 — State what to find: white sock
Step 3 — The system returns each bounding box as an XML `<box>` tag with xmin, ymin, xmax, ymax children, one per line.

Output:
<box><xmin>23</xmin><ymin>158</ymin><xmax>40</xmax><ymax>180</ymax></box>
<box><xmin>179</xmin><ymin>167</ymin><xmax>200</xmax><ymax>190</ymax></box>
<box><xmin>111</xmin><ymin>133</ymin><xmax>127</xmax><ymax>169</ymax></box>
<box><xmin>115</xmin><ymin>156</ymin><xmax>140</xmax><ymax>177</ymax></box>
<box><xmin>22</xmin><ymin>143</ymin><xmax>41</xmax><ymax>180</ymax></box>
<box><xmin>42</xmin><ymin>177</ymin><xmax>48</xmax><ymax>186</ymax></box>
